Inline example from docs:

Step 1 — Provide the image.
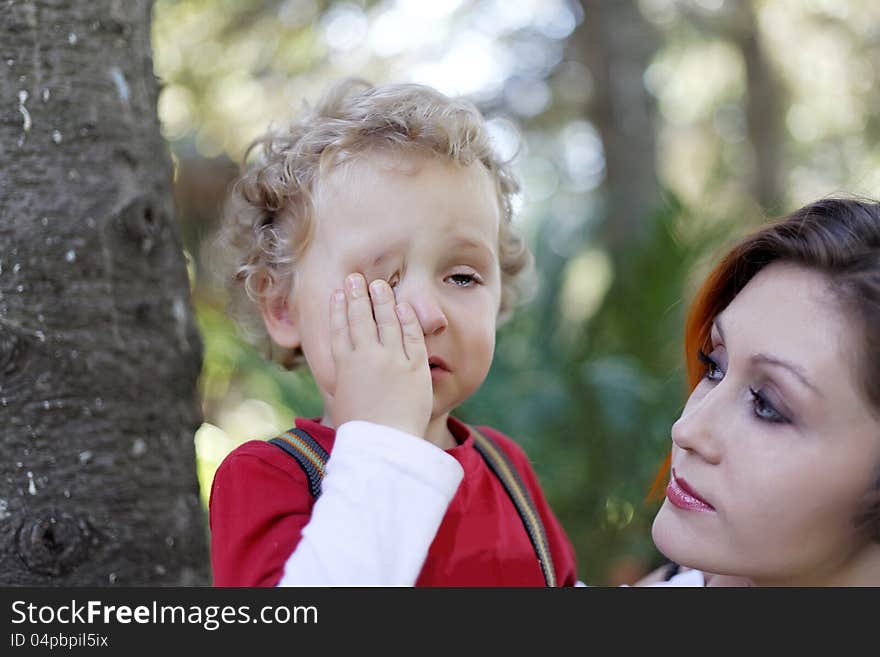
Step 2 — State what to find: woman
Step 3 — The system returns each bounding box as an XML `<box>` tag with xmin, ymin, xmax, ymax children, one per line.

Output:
<box><xmin>274</xmin><ymin>197</ymin><xmax>880</xmax><ymax>586</ymax></box>
<box><xmin>650</xmin><ymin>197</ymin><xmax>880</xmax><ymax>586</ymax></box>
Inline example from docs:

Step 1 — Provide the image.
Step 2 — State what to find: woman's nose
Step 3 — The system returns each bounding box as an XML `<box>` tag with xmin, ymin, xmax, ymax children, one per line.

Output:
<box><xmin>670</xmin><ymin>386</ymin><xmax>723</xmax><ymax>465</ymax></box>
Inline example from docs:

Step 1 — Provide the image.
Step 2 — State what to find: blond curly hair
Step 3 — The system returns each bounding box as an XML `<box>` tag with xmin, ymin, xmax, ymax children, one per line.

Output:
<box><xmin>215</xmin><ymin>78</ymin><xmax>533</xmax><ymax>369</ymax></box>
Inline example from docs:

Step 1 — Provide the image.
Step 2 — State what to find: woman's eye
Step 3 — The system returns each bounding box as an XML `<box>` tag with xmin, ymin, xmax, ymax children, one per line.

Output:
<box><xmin>749</xmin><ymin>387</ymin><xmax>789</xmax><ymax>424</ymax></box>
<box><xmin>697</xmin><ymin>349</ymin><xmax>724</xmax><ymax>382</ymax></box>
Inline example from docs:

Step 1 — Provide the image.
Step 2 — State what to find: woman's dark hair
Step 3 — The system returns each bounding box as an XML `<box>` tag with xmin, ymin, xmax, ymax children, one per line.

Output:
<box><xmin>655</xmin><ymin>198</ymin><xmax>880</xmax><ymax>539</ymax></box>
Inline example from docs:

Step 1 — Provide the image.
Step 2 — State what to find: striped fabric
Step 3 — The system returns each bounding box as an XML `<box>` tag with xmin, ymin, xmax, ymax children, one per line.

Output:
<box><xmin>268</xmin><ymin>428</ymin><xmax>330</xmax><ymax>498</ymax></box>
<box><xmin>470</xmin><ymin>427</ymin><xmax>557</xmax><ymax>588</ymax></box>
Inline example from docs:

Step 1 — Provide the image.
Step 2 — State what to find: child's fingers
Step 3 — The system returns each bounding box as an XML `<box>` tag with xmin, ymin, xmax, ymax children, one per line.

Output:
<box><xmin>396</xmin><ymin>302</ymin><xmax>427</xmax><ymax>363</ymax></box>
<box><xmin>329</xmin><ymin>289</ymin><xmax>352</xmax><ymax>360</ymax></box>
<box><xmin>345</xmin><ymin>273</ymin><xmax>377</xmax><ymax>349</ymax></box>
<box><xmin>369</xmin><ymin>279</ymin><xmax>402</xmax><ymax>347</ymax></box>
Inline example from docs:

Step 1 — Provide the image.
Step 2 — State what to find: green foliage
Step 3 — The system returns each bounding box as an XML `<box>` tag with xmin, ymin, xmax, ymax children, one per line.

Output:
<box><xmin>458</xmin><ymin>194</ymin><xmax>725</xmax><ymax>584</ymax></box>
<box><xmin>196</xmin><ymin>299</ymin><xmax>323</xmax><ymax>421</ymax></box>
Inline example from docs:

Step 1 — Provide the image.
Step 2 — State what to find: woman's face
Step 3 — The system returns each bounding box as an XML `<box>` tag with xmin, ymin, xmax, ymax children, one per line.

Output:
<box><xmin>652</xmin><ymin>262</ymin><xmax>880</xmax><ymax>585</ymax></box>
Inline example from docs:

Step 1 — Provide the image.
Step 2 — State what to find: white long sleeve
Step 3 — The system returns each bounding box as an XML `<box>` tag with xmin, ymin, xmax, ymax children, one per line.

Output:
<box><xmin>276</xmin><ymin>421</ymin><xmax>463</xmax><ymax>586</ymax></box>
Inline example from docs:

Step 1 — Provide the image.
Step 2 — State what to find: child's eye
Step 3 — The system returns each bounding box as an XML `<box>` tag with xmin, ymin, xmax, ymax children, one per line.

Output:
<box><xmin>748</xmin><ymin>386</ymin><xmax>790</xmax><ymax>424</ymax></box>
<box><xmin>697</xmin><ymin>349</ymin><xmax>724</xmax><ymax>382</ymax></box>
<box><xmin>446</xmin><ymin>273</ymin><xmax>481</xmax><ymax>287</ymax></box>
<box><xmin>387</xmin><ymin>273</ymin><xmax>400</xmax><ymax>289</ymax></box>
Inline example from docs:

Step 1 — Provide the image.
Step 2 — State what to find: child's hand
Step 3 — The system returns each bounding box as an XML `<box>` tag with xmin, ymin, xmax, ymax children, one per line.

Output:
<box><xmin>328</xmin><ymin>273</ymin><xmax>432</xmax><ymax>438</ymax></box>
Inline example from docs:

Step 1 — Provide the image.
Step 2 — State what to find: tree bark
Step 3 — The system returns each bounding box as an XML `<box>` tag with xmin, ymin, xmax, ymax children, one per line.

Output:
<box><xmin>0</xmin><ymin>0</ymin><xmax>208</xmax><ymax>585</ymax></box>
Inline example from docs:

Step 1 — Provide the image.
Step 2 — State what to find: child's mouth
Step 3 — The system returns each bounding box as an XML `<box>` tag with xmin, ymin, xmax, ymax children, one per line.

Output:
<box><xmin>428</xmin><ymin>356</ymin><xmax>449</xmax><ymax>372</ymax></box>
<box><xmin>428</xmin><ymin>357</ymin><xmax>450</xmax><ymax>381</ymax></box>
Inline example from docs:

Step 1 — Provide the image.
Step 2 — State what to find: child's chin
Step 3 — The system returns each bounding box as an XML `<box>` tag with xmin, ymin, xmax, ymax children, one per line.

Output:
<box><xmin>430</xmin><ymin>396</ymin><xmax>461</xmax><ymax>419</ymax></box>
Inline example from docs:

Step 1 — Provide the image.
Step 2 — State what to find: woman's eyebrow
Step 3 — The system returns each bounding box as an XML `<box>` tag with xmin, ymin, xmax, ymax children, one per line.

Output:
<box><xmin>751</xmin><ymin>354</ymin><xmax>822</xmax><ymax>397</ymax></box>
<box><xmin>714</xmin><ymin>318</ymin><xmax>822</xmax><ymax>397</ymax></box>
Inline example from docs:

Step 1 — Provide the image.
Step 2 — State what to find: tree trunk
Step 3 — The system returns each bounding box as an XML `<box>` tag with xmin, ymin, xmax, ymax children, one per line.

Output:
<box><xmin>733</xmin><ymin>0</ymin><xmax>785</xmax><ymax>212</ymax></box>
<box><xmin>674</xmin><ymin>0</ymin><xmax>786</xmax><ymax>212</ymax></box>
<box><xmin>0</xmin><ymin>0</ymin><xmax>208</xmax><ymax>585</ymax></box>
<box><xmin>573</xmin><ymin>0</ymin><xmax>661</xmax><ymax>247</ymax></box>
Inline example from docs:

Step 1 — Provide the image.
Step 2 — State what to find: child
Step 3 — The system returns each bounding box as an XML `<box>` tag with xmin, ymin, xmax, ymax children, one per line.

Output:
<box><xmin>209</xmin><ymin>78</ymin><xmax>578</xmax><ymax>586</ymax></box>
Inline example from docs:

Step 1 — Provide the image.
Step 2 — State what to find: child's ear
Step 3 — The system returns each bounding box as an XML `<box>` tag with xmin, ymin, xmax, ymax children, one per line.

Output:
<box><xmin>261</xmin><ymin>295</ymin><xmax>301</xmax><ymax>349</ymax></box>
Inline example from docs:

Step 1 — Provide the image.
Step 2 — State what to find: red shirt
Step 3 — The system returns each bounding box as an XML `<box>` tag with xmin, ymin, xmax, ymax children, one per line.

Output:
<box><xmin>209</xmin><ymin>416</ymin><xmax>578</xmax><ymax>586</ymax></box>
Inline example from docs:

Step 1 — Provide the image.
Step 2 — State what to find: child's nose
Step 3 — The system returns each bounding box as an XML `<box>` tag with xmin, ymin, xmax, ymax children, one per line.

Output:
<box><xmin>399</xmin><ymin>286</ymin><xmax>448</xmax><ymax>336</ymax></box>
<box><xmin>417</xmin><ymin>304</ymin><xmax>448</xmax><ymax>336</ymax></box>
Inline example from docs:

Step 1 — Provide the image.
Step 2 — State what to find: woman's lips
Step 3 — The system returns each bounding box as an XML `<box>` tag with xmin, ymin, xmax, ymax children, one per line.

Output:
<box><xmin>667</xmin><ymin>469</ymin><xmax>716</xmax><ymax>512</ymax></box>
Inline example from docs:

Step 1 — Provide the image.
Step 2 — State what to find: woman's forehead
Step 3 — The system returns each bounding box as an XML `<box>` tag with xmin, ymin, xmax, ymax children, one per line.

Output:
<box><xmin>719</xmin><ymin>263</ymin><xmax>857</xmax><ymax>387</ymax></box>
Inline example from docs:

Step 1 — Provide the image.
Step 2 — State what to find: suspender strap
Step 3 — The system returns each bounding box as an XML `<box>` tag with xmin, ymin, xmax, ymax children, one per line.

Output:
<box><xmin>268</xmin><ymin>428</ymin><xmax>330</xmax><ymax>498</ymax></box>
<box><xmin>470</xmin><ymin>427</ymin><xmax>557</xmax><ymax>588</ymax></box>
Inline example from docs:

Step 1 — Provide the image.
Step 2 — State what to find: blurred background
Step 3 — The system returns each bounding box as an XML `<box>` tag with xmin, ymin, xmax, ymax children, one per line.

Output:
<box><xmin>152</xmin><ymin>0</ymin><xmax>880</xmax><ymax>585</ymax></box>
